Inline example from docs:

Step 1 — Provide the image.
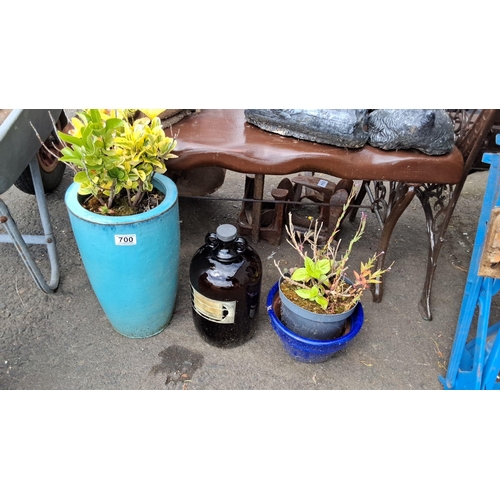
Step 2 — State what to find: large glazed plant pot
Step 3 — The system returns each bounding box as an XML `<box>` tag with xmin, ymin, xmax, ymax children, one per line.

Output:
<box><xmin>65</xmin><ymin>174</ymin><xmax>180</xmax><ymax>338</ymax></box>
<box><xmin>267</xmin><ymin>281</ymin><xmax>364</xmax><ymax>363</ymax></box>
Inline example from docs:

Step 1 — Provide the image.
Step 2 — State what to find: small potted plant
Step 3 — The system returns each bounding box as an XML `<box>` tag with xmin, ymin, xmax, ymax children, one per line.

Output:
<box><xmin>268</xmin><ymin>187</ymin><xmax>392</xmax><ymax>362</ymax></box>
<box><xmin>58</xmin><ymin>109</ymin><xmax>181</xmax><ymax>338</ymax></box>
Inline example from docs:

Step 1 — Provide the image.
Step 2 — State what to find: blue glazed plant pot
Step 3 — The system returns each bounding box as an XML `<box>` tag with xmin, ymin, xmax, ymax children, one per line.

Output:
<box><xmin>267</xmin><ymin>281</ymin><xmax>364</xmax><ymax>363</ymax></box>
<box><xmin>65</xmin><ymin>174</ymin><xmax>180</xmax><ymax>338</ymax></box>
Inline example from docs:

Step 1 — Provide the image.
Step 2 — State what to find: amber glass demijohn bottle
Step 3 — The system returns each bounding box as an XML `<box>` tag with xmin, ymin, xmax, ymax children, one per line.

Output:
<box><xmin>190</xmin><ymin>224</ymin><xmax>262</xmax><ymax>347</ymax></box>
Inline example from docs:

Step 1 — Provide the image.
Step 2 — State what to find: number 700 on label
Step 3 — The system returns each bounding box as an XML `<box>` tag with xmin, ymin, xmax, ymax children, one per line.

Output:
<box><xmin>114</xmin><ymin>234</ymin><xmax>137</xmax><ymax>246</ymax></box>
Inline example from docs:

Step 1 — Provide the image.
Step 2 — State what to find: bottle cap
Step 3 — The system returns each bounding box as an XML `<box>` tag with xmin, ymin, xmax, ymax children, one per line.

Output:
<box><xmin>216</xmin><ymin>224</ymin><xmax>237</xmax><ymax>242</ymax></box>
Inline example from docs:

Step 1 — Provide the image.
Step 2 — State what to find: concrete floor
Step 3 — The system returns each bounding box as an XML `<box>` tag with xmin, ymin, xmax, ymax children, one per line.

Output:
<box><xmin>0</xmin><ymin>150</ymin><xmax>497</xmax><ymax>389</ymax></box>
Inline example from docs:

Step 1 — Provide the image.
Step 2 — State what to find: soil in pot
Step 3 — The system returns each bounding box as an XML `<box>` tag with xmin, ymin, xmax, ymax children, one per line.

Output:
<box><xmin>280</xmin><ymin>278</ymin><xmax>356</xmax><ymax>315</ymax></box>
<box><xmin>82</xmin><ymin>188</ymin><xmax>166</xmax><ymax>216</ymax></box>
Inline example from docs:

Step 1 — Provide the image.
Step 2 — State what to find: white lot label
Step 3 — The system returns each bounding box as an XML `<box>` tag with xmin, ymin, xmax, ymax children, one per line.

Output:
<box><xmin>114</xmin><ymin>234</ymin><xmax>137</xmax><ymax>246</ymax></box>
<box><xmin>317</xmin><ymin>179</ymin><xmax>328</xmax><ymax>188</ymax></box>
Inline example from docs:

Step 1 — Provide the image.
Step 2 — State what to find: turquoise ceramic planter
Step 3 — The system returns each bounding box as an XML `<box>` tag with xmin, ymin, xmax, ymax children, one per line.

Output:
<box><xmin>65</xmin><ymin>174</ymin><xmax>180</xmax><ymax>338</ymax></box>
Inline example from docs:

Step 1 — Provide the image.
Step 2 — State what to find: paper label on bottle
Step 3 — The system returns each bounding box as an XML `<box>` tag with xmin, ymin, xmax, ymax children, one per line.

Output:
<box><xmin>191</xmin><ymin>286</ymin><xmax>236</xmax><ymax>324</ymax></box>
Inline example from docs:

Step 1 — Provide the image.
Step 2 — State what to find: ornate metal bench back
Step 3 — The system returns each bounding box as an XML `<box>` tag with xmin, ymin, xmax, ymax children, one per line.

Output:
<box><xmin>448</xmin><ymin>109</ymin><xmax>499</xmax><ymax>176</ymax></box>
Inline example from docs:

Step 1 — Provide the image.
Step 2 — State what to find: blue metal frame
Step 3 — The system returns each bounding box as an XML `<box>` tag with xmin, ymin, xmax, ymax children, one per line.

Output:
<box><xmin>440</xmin><ymin>135</ymin><xmax>500</xmax><ymax>389</ymax></box>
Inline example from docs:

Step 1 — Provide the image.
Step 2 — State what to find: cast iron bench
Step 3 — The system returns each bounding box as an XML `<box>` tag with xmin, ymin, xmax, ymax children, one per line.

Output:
<box><xmin>167</xmin><ymin>109</ymin><xmax>498</xmax><ymax>320</ymax></box>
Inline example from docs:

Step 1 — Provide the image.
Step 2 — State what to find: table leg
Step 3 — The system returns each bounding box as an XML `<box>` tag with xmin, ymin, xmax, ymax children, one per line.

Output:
<box><xmin>416</xmin><ymin>182</ymin><xmax>462</xmax><ymax>321</ymax></box>
<box><xmin>371</xmin><ymin>182</ymin><xmax>416</xmax><ymax>303</ymax></box>
<box><xmin>251</xmin><ymin>174</ymin><xmax>264</xmax><ymax>243</ymax></box>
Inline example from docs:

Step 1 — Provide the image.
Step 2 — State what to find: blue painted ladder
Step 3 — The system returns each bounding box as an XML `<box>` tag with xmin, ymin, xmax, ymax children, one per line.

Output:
<box><xmin>440</xmin><ymin>135</ymin><xmax>500</xmax><ymax>389</ymax></box>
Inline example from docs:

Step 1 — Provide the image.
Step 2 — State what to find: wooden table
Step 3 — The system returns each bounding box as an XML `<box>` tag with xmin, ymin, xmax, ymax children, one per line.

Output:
<box><xmin>167</xmin><ymin>109</ymin><xmax>496</xmax><ymax>320</ymax></box>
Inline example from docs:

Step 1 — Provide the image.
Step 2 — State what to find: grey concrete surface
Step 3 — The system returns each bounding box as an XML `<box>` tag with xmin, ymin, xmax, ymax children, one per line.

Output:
<box><xmin>0</xmin><ymin>143</ymin><xmax>497</xmax><ymax>389</ymax></box>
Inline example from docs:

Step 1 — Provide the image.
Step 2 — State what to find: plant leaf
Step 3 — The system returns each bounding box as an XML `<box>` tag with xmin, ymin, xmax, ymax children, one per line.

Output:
<box><xmin>291</xmin><ymin>267</ymin><xmax>309</xmax><ymax>282</ymax></box>
<box><xmin>58</xmin><ymin>131</ymin><xmax>84</xmax><ymax>146</ymax></box>
<box><xmin>316</xmin><ymin>259</ymin><xmax>331</xmax><ymax>275</ymax></box>
<box><xmin>105</xmin><ymin>118</ymin><xmax>124</xmax><ymax>133</ymax></box>
<box><xmin>295</xmin><ymin>287</ymin><xmax>318</xmax><ymax>300</ymax></box>
<box><xmin>74</xmin><ymin>171</ymin><xmax>89</xmax><ymax>184</ymax></box>
<box><xmin>295</xmin><ymin>286</ymin><xmax>319</xmax><ymax>300</ymax></box>
<box><xmin>315</xmin><ymin>295</ymin><xmax>329</xmax><ymax>309</ymax></box>
<box><xmin>304</xmin><ymin>256</ymin><xmax>319</xmax><ymax>278</ymax></box>
<box><xmin>139</xmin><ymin>109</ymin><xmax>166</xmax><ymax>120</ymax></box>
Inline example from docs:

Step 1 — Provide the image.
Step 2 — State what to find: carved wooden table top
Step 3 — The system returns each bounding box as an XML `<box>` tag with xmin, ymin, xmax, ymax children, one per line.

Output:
<box><xmin>168</xmin><ymin>109</ymin><xmax>464</xmax><ymax>184</ymax></box>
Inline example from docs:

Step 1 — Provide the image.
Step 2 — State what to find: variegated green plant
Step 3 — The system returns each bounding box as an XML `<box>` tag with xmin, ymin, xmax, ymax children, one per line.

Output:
<box><xmin>57</xmin><ymin>109</ymin><xmax>177</xmax><ymax>213</ymax></box>
<box><xmin>275</xmin><ymin>186</ymin><xmax>392</xmax><ymax>314</ymax></box>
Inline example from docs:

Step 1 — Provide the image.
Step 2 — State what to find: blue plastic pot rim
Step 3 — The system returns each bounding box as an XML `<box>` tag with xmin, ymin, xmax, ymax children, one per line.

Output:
<box><xmin>64</xmin><ymin>173</ymin><xmax>178</xmax><ymax>225</ymax></box>
<box><xmin>266</xmin><ymin>281</ymin><xmax>364</xmax><ymax>347</ymax></box>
